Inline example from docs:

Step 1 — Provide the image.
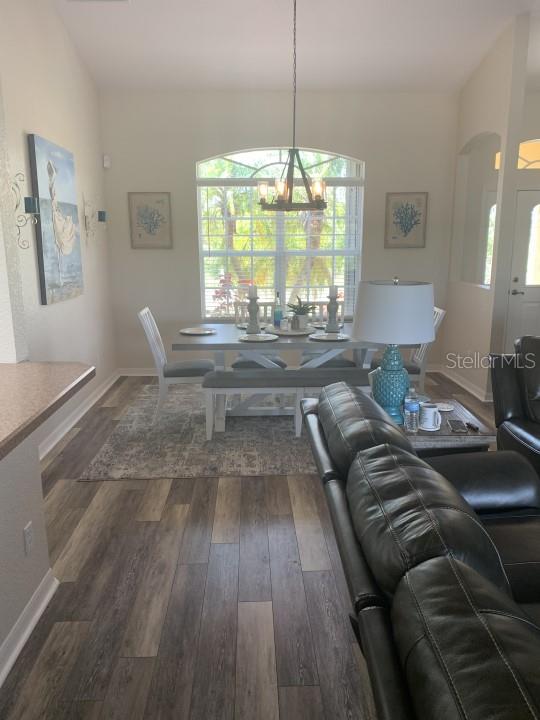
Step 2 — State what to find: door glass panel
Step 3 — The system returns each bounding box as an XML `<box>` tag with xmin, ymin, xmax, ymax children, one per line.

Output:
<box><xmin>526</xmin><ymin>205</ymin><xmax>540</xmax><ymax>286</ymax></box>
<box><xmin>483</xmin><ymin>204</ymin><xmax>496</xmax><ymax>286</ymax></box>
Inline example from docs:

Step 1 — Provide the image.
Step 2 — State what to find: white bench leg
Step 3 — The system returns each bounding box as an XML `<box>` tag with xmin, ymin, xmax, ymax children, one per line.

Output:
<box><xmin>205</xmin><ymin>390</ymin><xmax>214</xmax><ymax>441</ymax></box>
<box><xmin>295</xmin><ymin>389</ymin><xmax>303</xmax><ymax>437</ymax></box>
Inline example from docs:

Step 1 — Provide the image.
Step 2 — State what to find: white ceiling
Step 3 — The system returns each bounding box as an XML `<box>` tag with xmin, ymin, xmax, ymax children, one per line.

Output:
<box><xmin>54</xmin><ymin>0</ymin><xmax>539</xmax><ymax>91</ymax></box>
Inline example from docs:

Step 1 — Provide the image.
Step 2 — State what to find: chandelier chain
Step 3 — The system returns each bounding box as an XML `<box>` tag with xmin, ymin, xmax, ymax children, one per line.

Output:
<box><xmin>292</xmin><ymin>0</ymin><xmax>296</xmax><ymax>149</ymax></box>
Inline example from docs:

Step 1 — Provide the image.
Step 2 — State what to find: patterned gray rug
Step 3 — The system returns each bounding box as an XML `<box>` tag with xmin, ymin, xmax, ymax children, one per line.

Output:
<box><xmin>79</xmin><ymin>384</ymin><xmax>317</xmax><ymax>479</ymax></box>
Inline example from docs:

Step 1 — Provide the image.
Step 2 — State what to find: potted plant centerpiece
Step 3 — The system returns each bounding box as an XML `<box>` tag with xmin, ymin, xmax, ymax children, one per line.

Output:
<box><xmin>287</xmin><ymin>296</ymin><xmax>316</xmax><ymax>330</ymax></box>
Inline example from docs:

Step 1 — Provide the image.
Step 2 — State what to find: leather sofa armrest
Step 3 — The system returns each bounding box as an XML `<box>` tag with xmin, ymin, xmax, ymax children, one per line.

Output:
<box><xmin>357</xmin><ymin>606</ymin><xmax>415</xmax><ymax>720</ymax></box>
<box><xmin>301</xmin><ymin>400</ymin><xmax>340</xmax><ymax>483</ymax></box>
<box><xmin>490</xmin><ymin>353</ymin><xmax>525</xmax><ymax>426</ymax></box>
<box><xmin>425</xmin><ymin>450</ymin><xmax>540</xmax><ymax>513</ymax></box>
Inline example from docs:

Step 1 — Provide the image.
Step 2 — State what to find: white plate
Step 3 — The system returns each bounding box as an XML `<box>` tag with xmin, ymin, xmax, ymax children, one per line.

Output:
<box><xmin>238</xmin><ymin>333</ymin><xmax>279</xmax><ymax>342</ymax></box>
<box><xmin>179</xmin><ymin>327</ymin><xmax>216</xmax><ymax>336</ymax></box>
<box><xmin>236</xmin><ymin>323</ymin><xmax>271</xmax><ymax>330</ymax></box>
<box><xmin>273</xmin><ymin>326</ymin><xmax>313</xmax><ymax>337</ymax></box>
<box><xmin>418</xmin><ymin>424</ymin><xmax>441</xmax><ymax>432</ymax></box>
<box><xmin>310</xmin><ymin>322</ymin><xmax>345</xmax><ymax>330</ymax></box>
<box><xmin>308</xmin><ymin>332</ymin><xmax>350</xmax><ymax>342</ymax></box>
<box><xmin>436</xmin><ymin>403</ymin><xmax>454</xmax><ymax>412</ymax></box>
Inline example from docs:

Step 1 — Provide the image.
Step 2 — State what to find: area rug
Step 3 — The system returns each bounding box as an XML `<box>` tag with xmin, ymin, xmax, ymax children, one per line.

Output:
<box><xmin>79</xmin><ymin>384</ymin><xmax>317</xmax><ymax>479</ymax></box>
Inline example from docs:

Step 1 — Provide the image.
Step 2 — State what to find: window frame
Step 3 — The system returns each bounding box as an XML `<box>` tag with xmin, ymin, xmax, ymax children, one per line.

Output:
<box><xmin>196</xmin><ymin>149</ymin><xmax>364</xmax><ymax>320</ymax></box>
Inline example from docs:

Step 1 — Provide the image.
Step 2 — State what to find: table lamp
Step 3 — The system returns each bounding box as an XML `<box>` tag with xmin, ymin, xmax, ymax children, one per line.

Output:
<box><xmin>352</xmin><ymin>279</ymin><xmax>434</xmax><ymax>424</ymax></box>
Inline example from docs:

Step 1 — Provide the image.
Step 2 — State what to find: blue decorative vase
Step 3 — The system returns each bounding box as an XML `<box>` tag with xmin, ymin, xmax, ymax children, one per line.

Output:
<box><xmin>371</xmin><ymin>344</ymin><xmax>409</xmax><ymax>424</ymax></box>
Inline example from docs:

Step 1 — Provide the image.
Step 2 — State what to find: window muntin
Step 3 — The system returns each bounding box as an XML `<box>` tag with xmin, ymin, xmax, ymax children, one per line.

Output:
<box><xmin>197</xmin><ymin>149</ymin><xmax>363</xmax><ymax>319</ymax></box>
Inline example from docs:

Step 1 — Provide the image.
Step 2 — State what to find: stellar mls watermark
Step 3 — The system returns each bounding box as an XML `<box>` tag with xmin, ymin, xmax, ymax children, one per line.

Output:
<box><xmin>445</xmin><ymin>352</ymin><xmax>536</xmax><ymax>370</ymax></box>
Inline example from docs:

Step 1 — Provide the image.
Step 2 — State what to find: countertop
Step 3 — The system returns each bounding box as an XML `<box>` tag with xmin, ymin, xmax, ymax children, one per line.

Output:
<box><xmin>0</xmin><ymin>361</ymin><xmax>95</xmax><ymax>460</ymax></box>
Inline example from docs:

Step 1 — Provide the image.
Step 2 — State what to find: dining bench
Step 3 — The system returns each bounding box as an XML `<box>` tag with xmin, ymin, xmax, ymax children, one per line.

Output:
<box><xmin>202</xmin><ymin>367</ymin><xmax>370</xmax><ymax>439</ymax></box>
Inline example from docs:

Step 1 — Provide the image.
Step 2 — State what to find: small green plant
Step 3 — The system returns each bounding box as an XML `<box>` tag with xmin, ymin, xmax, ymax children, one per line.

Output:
<box><xmin>287</xmin><ymin>295</ymin><xmax>317</xmax><ymax>316</ymax></box>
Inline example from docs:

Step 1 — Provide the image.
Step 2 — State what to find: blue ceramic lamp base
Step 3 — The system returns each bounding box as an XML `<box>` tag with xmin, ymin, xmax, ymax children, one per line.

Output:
<box><xmin>371</xmin><ymin>344</ymin><xmax>410</xmax><ymax>425</ymax></box>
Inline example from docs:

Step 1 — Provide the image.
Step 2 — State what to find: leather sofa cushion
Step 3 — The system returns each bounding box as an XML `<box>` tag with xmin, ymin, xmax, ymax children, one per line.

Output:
<box><xmin>516</xmin><ymin>336</ymin><xmax>540</xmax><ymax>422</ymax></box>
<box><xmin>392</xmin><ymin>556</ymin><xmax>540</xmax><ymax>720</ymax></box>
<box><xmin>484</xmin><ymin>514</ymin><xmax>540</xmax><ymax>603</ymax></box>
<box><xmin>318</xmin><ymin>382</ymin><xmax>413</xmax><ymax>476</ymax></box>
<box><xmin>346</xmin><ymin>444</ymin><xmax>511</xmax><ymax>596</ymax></box>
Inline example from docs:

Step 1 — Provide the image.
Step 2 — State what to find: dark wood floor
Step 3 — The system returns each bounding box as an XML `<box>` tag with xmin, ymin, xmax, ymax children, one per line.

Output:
<box><xmin>0</xmin><ymin>373</ymin><xmax>494</xmax><ymax>720</ymax></box>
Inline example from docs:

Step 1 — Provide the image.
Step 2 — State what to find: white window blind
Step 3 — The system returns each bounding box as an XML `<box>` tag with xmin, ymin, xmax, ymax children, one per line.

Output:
<box><xmin>197</xmin><ymin>149</ymin><xmax>364</xmax><ymax>318</ymax></box>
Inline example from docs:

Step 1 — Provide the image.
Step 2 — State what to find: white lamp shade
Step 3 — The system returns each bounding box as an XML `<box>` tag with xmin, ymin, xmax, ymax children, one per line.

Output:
<box><xmin>352</xmin><ymin>280</ymin><xmax>435</xmax><ymax>345</ymax></box>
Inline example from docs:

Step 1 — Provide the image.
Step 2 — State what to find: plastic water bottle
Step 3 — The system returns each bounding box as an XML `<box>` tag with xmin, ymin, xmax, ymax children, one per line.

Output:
<box><xmin>273</xmin><ymin>291</ymin><xmax>283</xmax><ymax>328</ymax></box>
<box><xmin>404</xmin><ymin>388</ymin><xmax>420</xmax><ymax>434</ymax></box>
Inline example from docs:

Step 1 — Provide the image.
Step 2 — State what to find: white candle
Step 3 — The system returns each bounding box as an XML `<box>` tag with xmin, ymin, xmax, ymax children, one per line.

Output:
<box><xmin>329</xmin><ymin>285</ymin><xmax>338</xmax><ymax>298</ymax></box>
<box><xmin>248</xmin><ymin>284</ymin><xmax>257</xmax><ymax>298</ymax></box>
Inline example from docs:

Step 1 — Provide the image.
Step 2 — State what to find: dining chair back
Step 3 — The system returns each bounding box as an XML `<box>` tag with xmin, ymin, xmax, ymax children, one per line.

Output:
<box><xmin>410</xmin><ymin>306</ymin><xmax>446</xmax><ymax>390</ymax></box>
<box><xmin>234</xmin><ymin>301</ymin><xmax>275</xmax><ymax>326</ymax></box>
<box><xmin>138</xmin><ymin>307</ymin><xmax>215</xmax><ymax>423</ymax></box>
<box><xmin>309</xmin><ymin>300</ymin><xmax>345</xmax><ymax>324</ymax></box>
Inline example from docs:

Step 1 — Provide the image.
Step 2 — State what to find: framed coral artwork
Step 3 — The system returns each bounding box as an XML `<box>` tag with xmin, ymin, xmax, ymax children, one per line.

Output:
<box><xmin>384</xmin><ymin>192</ymin><xmax>427</xmax><ymax>249</ymax></box>
<box><xmin>129</xmin><ymin>192</ymin><xmax>172</xmax><ymax>249</ymax></box>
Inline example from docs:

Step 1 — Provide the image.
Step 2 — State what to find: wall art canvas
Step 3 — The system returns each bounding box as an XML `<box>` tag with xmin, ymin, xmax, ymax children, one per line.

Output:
<box><xmin>129</xmin><ymin>192</ymin><xmax>172</xmax><ymax>249</ymax></box>
<box><xmin>28</xmin><ymin>134</ymin><xmax>83</xmax><ymax>304</ymax></box>
<box><xmin>384</xmin><ymin>192</ymin><xmax>428</xmax><ymax>249</ymax></box>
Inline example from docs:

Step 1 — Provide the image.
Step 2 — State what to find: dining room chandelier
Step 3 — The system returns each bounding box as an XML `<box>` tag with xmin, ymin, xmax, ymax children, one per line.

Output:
<box><xmin>258</xmin><ymin>0</ymin><xmax>327</xmax><ymax>212</ymax></box>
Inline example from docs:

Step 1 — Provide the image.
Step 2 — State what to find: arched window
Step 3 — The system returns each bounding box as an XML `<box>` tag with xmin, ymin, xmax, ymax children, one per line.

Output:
<box><xmin>196</xmin><ymin>148</ymin><xmax>364</xmax><ymax>318</ymax></box>
<box><xmin>495</xmin><ymin>139</ymin><xmax>540</xmax><ymax>170</ymax></box>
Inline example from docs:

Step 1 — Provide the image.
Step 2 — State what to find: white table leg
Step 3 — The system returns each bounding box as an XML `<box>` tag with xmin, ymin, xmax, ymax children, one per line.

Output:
<box><xmin>214</xmin><ymin>350</ymin><xmax>226</xmax><ymax>370</ymax></box>
<box><xmin>215</xmin><ymin>393</ymin><xmax>226</xmax><ymax>432</ymax></box>
<box><xmin>237</xmin><ymin>350</ymin><xmax>283</xmax><ymax>368</ymax></box>
<box><xmin>301</xmin><ymin>348</ymin><xmax>344</xmax><ymax>368</ymax></box>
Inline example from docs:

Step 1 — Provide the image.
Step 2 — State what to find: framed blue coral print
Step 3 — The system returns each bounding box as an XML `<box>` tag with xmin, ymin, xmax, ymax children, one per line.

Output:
<box><xmin>129</xmin><ymin>192</ymin><xmax>172</xmax><ymax>249</ymax></box>
<box><xmin>384</xmin><ymin>192</ymin><xmax>427</xmax><ymax>248</ymax></box>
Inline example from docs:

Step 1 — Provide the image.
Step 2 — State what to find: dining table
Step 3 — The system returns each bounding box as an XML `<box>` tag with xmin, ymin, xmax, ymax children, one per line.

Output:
<box><xmin>172</xmin><ymin>321</ymin><xmax>381</xmax><ymax>431</ymax></box>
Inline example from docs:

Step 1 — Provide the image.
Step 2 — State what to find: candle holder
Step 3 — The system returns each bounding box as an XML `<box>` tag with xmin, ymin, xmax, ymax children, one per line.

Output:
<box><xmin>325</xmin><ymin>295</ymin><xmax>340</xmax><ymax>333</ymax></box>
<box><xmin>246</xmin><ymin>296</ymin><xmax>260</xmax><ymax>334</ymax></box>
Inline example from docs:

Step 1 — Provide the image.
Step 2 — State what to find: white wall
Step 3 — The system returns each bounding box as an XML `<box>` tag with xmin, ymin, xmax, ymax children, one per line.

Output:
<box><xmin>442</xmin><ymin>21</ymin><xmax>526</xmax><ymax>399</ymax></box>
<box><xmin>0</xmin><ymin>0</ymin><xmax>116</xmax><ymax>401</ymax></box>
<box><xmin>101</xmin><ymin>89</ymin><xmax>457</xmax><ymax>368</ymax></box>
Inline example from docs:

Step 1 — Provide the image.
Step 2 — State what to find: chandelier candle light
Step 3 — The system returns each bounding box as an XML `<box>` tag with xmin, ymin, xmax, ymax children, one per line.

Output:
<box><xmin>257</xmin><ymin>0</ymin><xmax>327</xmax><ymax>212</ymax></box>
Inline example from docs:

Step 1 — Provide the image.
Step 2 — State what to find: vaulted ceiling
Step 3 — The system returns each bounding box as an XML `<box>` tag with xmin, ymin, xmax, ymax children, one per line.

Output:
<box><xmin>54</xmin><ymin>0</ymin><xmax>539</xmax><ymax>91</ymax></box>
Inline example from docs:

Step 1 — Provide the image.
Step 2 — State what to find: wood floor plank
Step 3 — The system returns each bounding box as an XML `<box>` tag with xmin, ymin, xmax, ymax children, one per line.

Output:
<box><xmin>143</xmin><ymin>563</ymin><xmax>207</xmax><ymax>720</ymax></box>
<box><xmin>99</xmin><ymin>377</ymin><xmax>129</xmax><ymax>407</ymax></box>
<box><xmin>100</xmin><ymin>658</ymin><xmax>154</xmax><ymax>720</ymax></box>
<box><xmin>179</xmin><ymin>477</ymin><xmax>218</xmax><ymax>564</ymax></box>
<box><xmin>121</xmin><ymin>504</ymin><xmax>189</xmax><ymax>657</ymax></box>
<box><xmin>189</xmin><ymin>543</ymin><xmax>239</xmax><ymax>720</ymax></box>
<box><xmin>288</xmin><ymin>475</ymin><xmax>331</xmax><ymax>572</ymax></box>
<box><xmin>135</xmin><ymin>479</ymin><xmax>173</xmax><ymax>521</ymax></box>
<box><xmin>264</xmin><ymin>476</ymin><xmax>292</xmax><ymax>516</ymax></box>
<box><xmin>7</xmin><ymin>621</ymin><xmax>90</xmax><ymax>720</ymax></box>
<box><xmin>67</xmin><ymin>701</ymin><xmax>104</xmax><ymax>719</ymax></box>
<box><xmin>53</xmin><ymin>482</ymin><xmax>132</xmax><ymax>582</ymax></box>
<box><xmin>235</xmin><ymin>602</ymin><xmax>279</xmax><ymax>720</ymax></box>
<box><xmin>212</xmin><ymin>477</ymin><xmax>241</xmax><ymax>543</ymax></box>
<box><xmin>0</xmin><ymin>584</ymin><xmax>78</xmax><ymax>720</ymax></box>
<box><xmin>62</xmin><ymin>522</ymin><xmax>156</xmax><ymax>702</ymax></box>
<box><xmin>351</xmin><ymin>642</ymin><xmax>378</xmax><ymax>720</ymax></box>
<box><xmin>165</xmin><ymin>477</ymin><xmax>195</xmax><ymax>506</ymax></box>
<box><xmin>239</xmin><ymin>478</ymin><xmax>271</xmax><ymax>601</ymax></box>
<box><xmin>278</xmin><ymin>686</ymin><xmax>325</xmax><ymax>720</ymax></box>
<box><xmin>303</xmin><ymin>571</ymin><xmax>365</xmax><ymax>720</ymax></box>
<box><xmin>268</xmin><ymin>519</ymin><xmax>318</xmax><ymax>686</ymax></box>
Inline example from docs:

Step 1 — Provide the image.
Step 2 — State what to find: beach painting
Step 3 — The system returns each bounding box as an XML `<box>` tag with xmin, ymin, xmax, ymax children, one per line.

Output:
<box><xmin>28</xmin><ymin>134</ymin><xmax>83</xmax><ymax>304</ymax></box>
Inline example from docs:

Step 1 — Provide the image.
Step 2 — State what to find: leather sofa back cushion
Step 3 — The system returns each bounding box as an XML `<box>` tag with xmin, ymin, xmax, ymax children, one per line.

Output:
<box><xmin>346</xmin><ymin>444</ymin><xmax>510</xmax><ymax>596</ymax></box>
<box><xmin>392</xmin><ymin>557</ymin><xmax>540</xmax><ymax>720</ymax></box>
<box><xmin>516</xmin><ymin>336</ymin><xmax>540</xmax><ymax>423</ymax></box>
<box><xmin>318</xmin><ymin>382</ymin><xmax>413</xmax><ymax>476</ymax></box>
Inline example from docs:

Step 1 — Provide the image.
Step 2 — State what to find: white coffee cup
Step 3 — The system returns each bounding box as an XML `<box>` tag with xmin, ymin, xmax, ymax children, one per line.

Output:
<box><xmin>420</xmin><ymin>403</ymin><xmax>441</xmax><ymax>430</ymax></box>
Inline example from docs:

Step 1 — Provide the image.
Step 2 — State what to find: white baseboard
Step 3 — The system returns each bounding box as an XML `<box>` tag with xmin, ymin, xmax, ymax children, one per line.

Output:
<box><xmin>117</xmin><ymin>367</ymin><xmax>157</xmax><ymax>376</ymax></box>
<box><xmin>0</xmin><ymin>570</ymin><xmax>59</xmax><ymax>689</ymax></box>
<box><xmin>428</xmin><ymin>363</ymin><xmax>492</xmax><ymax>402</ymax></box>
<box><xmin>38</xmin><ymin>370</ymin><xmax>120</xmax><ymax>460</ymax></box>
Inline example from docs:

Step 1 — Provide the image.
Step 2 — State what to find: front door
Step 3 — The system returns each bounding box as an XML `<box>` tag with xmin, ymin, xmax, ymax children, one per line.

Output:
<box><xmin>506</xmin><ymin>190</ymin><xmax>540</xmax><ymax>351</ymax></box>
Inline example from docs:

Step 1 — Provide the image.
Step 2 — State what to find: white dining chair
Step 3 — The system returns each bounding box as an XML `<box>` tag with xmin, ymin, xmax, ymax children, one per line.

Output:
<box><xmin>138</xmin><ymin>307</ymin><xmax>215</xmax><ymax>423</ymax></box>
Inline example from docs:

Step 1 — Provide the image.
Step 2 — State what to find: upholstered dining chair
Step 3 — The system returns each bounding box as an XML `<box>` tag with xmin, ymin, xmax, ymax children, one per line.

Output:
<box><xmin>138</xmin><ymin>307</ymin><xmax>215</xmax><ymax>422</ymax></box>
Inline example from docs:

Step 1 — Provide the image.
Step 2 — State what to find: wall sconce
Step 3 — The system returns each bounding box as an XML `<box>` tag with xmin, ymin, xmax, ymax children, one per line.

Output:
<box><xmin>11</xmin><ymin>172</ymin><xmax>39</xmax><ymax>249</ymax></box>
<box><xmin>83</xmin><ymin>197</ymin><xmax>107</xmax><ymax>240</ymax></box>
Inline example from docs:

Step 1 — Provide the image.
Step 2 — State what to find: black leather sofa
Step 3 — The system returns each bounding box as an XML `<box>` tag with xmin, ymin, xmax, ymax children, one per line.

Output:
<box><xmin>301</xmin><ymin>382</ymin><xmax>540</xmax><ymax>720</ymax></box>
<box><xmin>491</xmin><ymin>336</ymin><xmax>540</xmax><ymax>476</ymax></box>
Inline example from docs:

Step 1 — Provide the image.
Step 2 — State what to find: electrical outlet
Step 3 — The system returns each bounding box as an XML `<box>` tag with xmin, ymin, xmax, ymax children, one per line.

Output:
<box><xmin>23</xmin><ymin>522</ymin><xmax>34</xmax><ymax>556</ymax></box>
